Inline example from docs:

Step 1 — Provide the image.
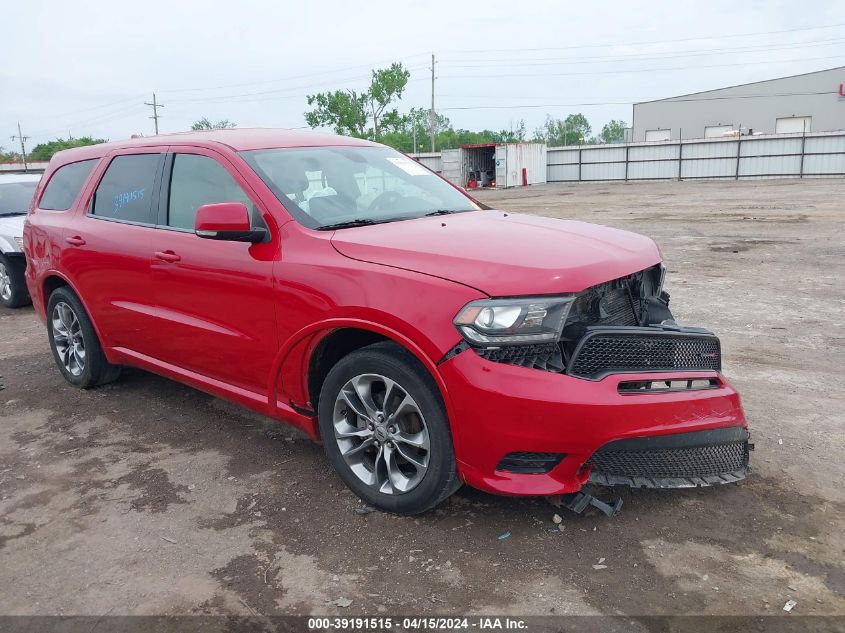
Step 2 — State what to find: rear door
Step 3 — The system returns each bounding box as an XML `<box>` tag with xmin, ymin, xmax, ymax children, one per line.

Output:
<box><xmin>440</xmin><ymin>149</ymin><xmax>462</xmax><ymax>187</ymax></box>
<box><xmin>149</xmin><ymin>148</ymin><xmax>278</xmax><ymax>395</ymax></box>
<box><xmin>61</xmin><ymin>147</ymin><xmax>167</xmax><ymax>354</ymax></box>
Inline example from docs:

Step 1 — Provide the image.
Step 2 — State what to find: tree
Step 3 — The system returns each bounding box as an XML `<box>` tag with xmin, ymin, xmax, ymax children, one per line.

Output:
<box><xmin>600</xmin><ymin>120</ymin><xmax>627</xmax><ymax>144</ymax></box>
<box><xmin>305</xmin><ymin>62</ymin><xmax>410</xmax><ymax>140</ymax></box>
<box><xmin>367</xmin><ymin>63</ymin><xmax>411</xmax><ymax>139</ymax></box>
<box><xmin>0</xmin><ymin>146</ymin><xmax>21</xmax><ymax>163</ymax></box>
<box><xmin>305</xmin><ymin>89</ymin><xmax>368</xmax><ymax>137</ymax></box>
<box><xmin>534</xmin><ymin>113</ymin><xmax>592</xmax><ymax>146</ymax></box>
<box><xmin>378</xmin><ymin>108</ymin><xmax>451</xmax><ymax>153</ymax></box>
<box><xmin>28</xmin><ymin>136</ymin><xmax>107</xmax><ymax>161</ymax></box>
<box><xmin>191</xmin><ymin>117</ymin><xmax>236</xmax><ymax>130</ymax></box>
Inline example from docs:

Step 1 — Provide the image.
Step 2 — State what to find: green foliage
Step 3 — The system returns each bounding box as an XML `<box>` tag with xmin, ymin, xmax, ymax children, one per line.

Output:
<box><xmin>28</xmin><ymin>136</ymin><xmax>107</xmax><ymax>161</ymax></box>
<box><xmin>534</xmin><ymin>114</ymin><xmax>592</xmax><ymax>146</ymax></box>
<box><xmin>306</xmin><ymin>63</ymin><xmax>410</xmax><ymax>140</ymax></box>
<box><xmin>191</xmin><ymin>117</ymin><xmax>237</xmax><ymax>130</ymax></box>
<box><xmin>0</xmin><ymin>146</ymin><xmax>21</xmax><ymax>163</ymax></box>
<box><xmin>600</xmin><ymin>119</ymin><xmax>627</xmax><ymax>144</ymax></box>
<box><xmin>305</xmin><ymin>90</ymin><xmax>369</xmax><ymax>137</ymax></box>
<box><xmin>376</xmin><ymin>110</ymin><xmax>528</xmax><ymax>153</ymax></box>
<box><xmin>368</xmin><ymin>63</ymin><xmax>411</xmax><ymax>138</ymax></box>
<box><xmin>303</xmin><ymin>64</ymin><xmax>625</xmax><ymax>153</ymax></box>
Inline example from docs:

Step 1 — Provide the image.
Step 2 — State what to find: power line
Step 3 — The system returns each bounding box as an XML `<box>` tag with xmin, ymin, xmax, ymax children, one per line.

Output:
<box><xmin>438</xmin><ymin>90</ymin><xmax>841</xmax><ymax>111</ymax></box>
<box><xmin>22</xmin><ymin>94</ymin><xmax>147</xmax><ymax>124</ymax></box>
<box><xmin>437</xmin><ymin>21</ymin><xmax>845</xmax><ymax>55</ymax></box>
<box><xmin>166</xmin><ymin>74</ymin><xmax>429</xmax><ymax>107</ymax></box>
<box><xmin>144</xmin><ymin>93</ymin><xmax>164</xmax><ymax>134</ymax></box>
<box><xmin>438</xmin><ymin>54</ymin><xmax>845</xmax><ymax>80</ymax></box>
<box><xmin>439</xmin><ymin>37</ymin><xmax>845</xmax><ymax>68</ymax></box>
<box><xmin>29</xmin><ymin>104</ymin><xmax>147</xmax><ymax>139</ymax></box>
<box><xmin>157</xmin><ymin>54</ymin><xmax>431</xmax><ymax>95</ymax></box>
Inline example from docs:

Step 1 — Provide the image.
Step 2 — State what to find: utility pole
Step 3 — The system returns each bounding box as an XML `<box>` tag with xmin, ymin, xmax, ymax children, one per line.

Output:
<box><xmin>144</xmin><ymin>93</ymin><xmax>164</xmax><ymax>135</ymax></box>
<box><xmin>429</xmin><ymin>53</ymin><xmax>436</xmax><ymax>152</ymax></box>
<box><xmin>11</xmin><ymin>122</ymin><xmax>29</xmax><ymax>171</ymax></box>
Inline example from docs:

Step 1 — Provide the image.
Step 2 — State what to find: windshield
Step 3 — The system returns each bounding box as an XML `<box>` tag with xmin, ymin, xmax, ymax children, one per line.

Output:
<box><xmin>241</xmin><ymin>146</ymin><xmax>478</xmax><ymax>229</ymax></box>
<box><xmin>0</xmin><ymin>181</ymin><xmax>38</xmax><ymax>216</ymax></box>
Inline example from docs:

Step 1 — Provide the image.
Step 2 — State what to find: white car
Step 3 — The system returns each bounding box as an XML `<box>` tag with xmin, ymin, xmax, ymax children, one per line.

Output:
<box><xmin>0</xmin><ymin>173</ymin><xmax>41</xmax><ymax>308</ymax></box>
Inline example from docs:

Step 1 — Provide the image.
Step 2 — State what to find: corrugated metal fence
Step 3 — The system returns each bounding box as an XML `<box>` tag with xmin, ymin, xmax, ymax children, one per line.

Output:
<box><xmin>545</xmin><ymin>130</ymin><xmax>845</xmax><ymax>182</ymax></box>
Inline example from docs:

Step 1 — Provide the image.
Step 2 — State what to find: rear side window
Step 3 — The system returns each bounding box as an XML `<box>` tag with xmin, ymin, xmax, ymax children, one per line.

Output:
<box><xmin>39</xmin><ymin>159</ymin><xmax>97</xmax><ymax>211</ymax></box>
<box><xmin>167</xmin><ymin>154</ymin><xmax>251</xmax><ymax>230</ymax></box>
<box><xmin>92</xmin><ymin>154</ymin><xmax>162</xmax><ymax>224</ymax></box>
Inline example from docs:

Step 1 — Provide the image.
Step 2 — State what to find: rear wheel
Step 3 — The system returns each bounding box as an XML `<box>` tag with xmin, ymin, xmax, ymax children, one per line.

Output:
<box><xmin>318</xmin><ymin>342</ymin><xmax>460</xmax><ymax>515</ymax></box>
<box><xmin>0</xmin><ymin>254</ymin><xmax>30</xmax><ymax>309</ymax></box>
<box><xmin>46</xmin><ymin>287</ymin><xmax>121</xmax><ymax>388</ymax></box>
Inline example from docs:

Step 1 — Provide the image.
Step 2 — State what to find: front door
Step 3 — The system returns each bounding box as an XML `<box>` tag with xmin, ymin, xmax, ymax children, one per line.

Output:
<box><xmin>149</xmin><ymin>149</ymin><xmax>278</xmax><ymax>396</ymax></box>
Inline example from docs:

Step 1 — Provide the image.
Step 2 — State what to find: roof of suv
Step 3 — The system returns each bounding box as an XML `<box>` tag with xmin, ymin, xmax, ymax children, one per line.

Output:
<box><xmin>49</xmin><ymin>128</ymin><xmax>379</xmax><ymax>167</ymax></box>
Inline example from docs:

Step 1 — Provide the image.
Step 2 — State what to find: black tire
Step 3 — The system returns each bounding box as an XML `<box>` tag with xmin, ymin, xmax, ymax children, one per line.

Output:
<box><xmin>46</xmin><ymin>286</ymin><xmax>121</xmax><ymax>388</ymax></box>
<box><xmin>318</xmin><ymin>341</ymin><xmax>461</xmax><ymax>515</ymax></box>
<box><xmin>0</xmin><ymin>253</ymin><xmax>31</xmax><ymax>309</ymax></box>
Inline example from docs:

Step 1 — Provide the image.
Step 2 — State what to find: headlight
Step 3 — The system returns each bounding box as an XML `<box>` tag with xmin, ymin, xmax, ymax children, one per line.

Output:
<box><xmin>13</xmin><ymin>236</ymin><xmax>24</xmax><ymax>250</ymax></box>
<box><xmin>454</xmin><ymin>296</ymin><xmax>574</xmax><ymax>346</ymax></box>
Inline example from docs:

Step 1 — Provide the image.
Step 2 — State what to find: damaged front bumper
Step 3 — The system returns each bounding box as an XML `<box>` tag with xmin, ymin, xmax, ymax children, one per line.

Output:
<box><xmin>440</xmin><ymin>335</ymin><xmax>749</xmax><ymax>497</ymax></box>
<box><xmin>585</xmin><ymin>426</ymin><xmax>752</xmax><ymax>489</ymax></box>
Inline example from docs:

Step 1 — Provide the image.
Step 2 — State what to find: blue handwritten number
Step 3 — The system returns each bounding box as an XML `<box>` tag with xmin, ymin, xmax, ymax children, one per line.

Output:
<box><xmin>112</xmin><ymin>188</ymin><xmax>145</xmax><ymax>213</ymax></box>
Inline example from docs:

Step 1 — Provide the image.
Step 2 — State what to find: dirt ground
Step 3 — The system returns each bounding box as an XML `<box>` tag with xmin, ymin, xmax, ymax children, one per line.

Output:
<box><xmin>1</xmin><ymin>178</ymin><xmax>843</xmax><ymax>621</ymax></box>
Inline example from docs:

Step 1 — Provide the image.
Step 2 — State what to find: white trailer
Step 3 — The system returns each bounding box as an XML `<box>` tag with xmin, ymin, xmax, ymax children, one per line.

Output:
<box><xmin>441</xmin><ymin>143</ymin><xmax>546</xmax><ymax>189</ymax></box>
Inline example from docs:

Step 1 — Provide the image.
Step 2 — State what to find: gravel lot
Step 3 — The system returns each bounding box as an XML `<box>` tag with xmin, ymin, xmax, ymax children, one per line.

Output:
<box><xmin>1</xmin><ymin>178</ymin><xmax>843</xmax><ymax>621</ymax></box>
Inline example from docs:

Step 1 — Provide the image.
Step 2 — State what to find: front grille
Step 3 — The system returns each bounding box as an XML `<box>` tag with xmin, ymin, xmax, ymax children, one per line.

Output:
<box><xmin>586</xmin><ymin>427</ymin><xmax>750</xmax><ymax>488</ymax></box>
<box><xmin>589</xmin><ymin>443</ymin><xmax>746</xmax><ymax>478</ymax></box>
<box><xmin>569</xmin><ymin>328</ymin><xmax>721</xmax><ymax>379</ymax></box>
<box><xmin>496</xmin><ymin>451</ymin><xmax>565</xmax><ymax>474</ymax></box>
<box><xmin>477</xmin><ymin>343</ymin><xmax>564</xmax><ymax>372</ymax></box>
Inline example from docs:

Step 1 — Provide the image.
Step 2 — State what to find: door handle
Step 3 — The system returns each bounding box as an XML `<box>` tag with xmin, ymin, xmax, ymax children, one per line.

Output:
<box><xmin>65</xmin><ymin>235</ymin><xmax>86</xmax><ymax>246</ymax></box>
<box><xmin>154</xmin><ymin>250</ymin><xmax>181</xmax><ymax>263</ymax></box>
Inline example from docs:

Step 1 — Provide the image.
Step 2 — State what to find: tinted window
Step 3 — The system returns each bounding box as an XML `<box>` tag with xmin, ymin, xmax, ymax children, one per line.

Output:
<box><xmin>92</xmin><ymin>154</ymin><xmax>161</xmax><ymax>223</ymax></box>
<box><xmin>167</xmin><ymin>154</ymin><xmax>251</xmax><ymax>230</ymax></box>
<box><xmin>0</xmin><ymin>181</ymin><xmax>38</xmax><ymax>215</ymax></box>
<box><xmin>39</xmin><ymin>160</ymin><xmax>97</xmax><ymax>211</ymax></box>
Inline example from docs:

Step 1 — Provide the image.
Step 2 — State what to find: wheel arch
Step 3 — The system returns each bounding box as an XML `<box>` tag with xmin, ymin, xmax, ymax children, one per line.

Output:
<box><xmin>272</xmin><ymin>319</ymin><xmax>457</xmax><ymax>443</ymax></box>
<box><xmin>40</xmin><ymin>272</ymin><xmax>114</xmax><ymax>361</ymax></box>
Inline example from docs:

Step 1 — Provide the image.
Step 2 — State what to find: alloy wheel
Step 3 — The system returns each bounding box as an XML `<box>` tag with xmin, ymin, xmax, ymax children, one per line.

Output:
<box><xmin>52</xmin><ymin>302</ymin><xmax>86</xmax><ymax>376</ymax></box>
<box><xmin>332</xmin><ymin>373</ymin><xmax>430</xmax><ymax>494</ymax></box>
<box><xmin>0</xmin><ymin>262</ymin><xmax>10</xmax><ymax>301</ymax></box>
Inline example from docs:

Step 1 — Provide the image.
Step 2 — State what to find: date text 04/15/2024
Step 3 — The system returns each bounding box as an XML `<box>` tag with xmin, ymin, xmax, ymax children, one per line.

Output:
<box><xmin>307</xmin><ymin>617</ymin><xmax>528</xmax><ymax>630</ymax></box>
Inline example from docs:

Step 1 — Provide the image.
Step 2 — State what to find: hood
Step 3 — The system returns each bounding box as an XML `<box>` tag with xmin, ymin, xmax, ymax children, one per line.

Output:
<box><xmin>0</xmin><ymin>215</ymin><xmax>25</xmax><ymax>253</ymax></box>
<box><xmin>330</xmin><ymin>211</ymin><xmax>662</xmax><ymax>296</ymax></box>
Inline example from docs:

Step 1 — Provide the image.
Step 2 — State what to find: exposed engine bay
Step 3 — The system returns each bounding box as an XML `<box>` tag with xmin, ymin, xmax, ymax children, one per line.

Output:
<box><xmin>562</xmin><ymin>264</ymin><xmax>672</xmax><ymax>342</ymax></box>
<box><xmin>472</xmin><ymin>264</ymin><xmax>714</xmax><ymax>376</ymax></box>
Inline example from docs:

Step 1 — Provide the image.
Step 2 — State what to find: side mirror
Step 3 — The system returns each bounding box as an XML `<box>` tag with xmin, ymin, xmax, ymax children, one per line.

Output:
<box><xmin>195</xmin><ymin>202</ymin><xmax>266</xmax><ymax>243</ymax></box>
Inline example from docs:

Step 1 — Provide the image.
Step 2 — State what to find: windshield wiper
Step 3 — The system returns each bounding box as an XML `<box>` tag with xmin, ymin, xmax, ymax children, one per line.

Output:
<box><xmin>0</xmin><ymin>211</ymin><xmax>26</xmax><ymax>217</ymax></box>
<box><xmin>317</xmin><ymin>217</ymin><xmax>406</xmax><ymax>231</ymax></box>
<box><xmin>424</xmin><ymin>209</ymin><xmax>465</xmax><ymax>217</ymax></box>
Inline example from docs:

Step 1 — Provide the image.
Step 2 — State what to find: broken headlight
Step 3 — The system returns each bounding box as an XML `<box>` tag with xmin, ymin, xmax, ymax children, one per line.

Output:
<box><xmin>454</xmin><ymin>296</ymin><xmax>575</xmax><ymax>346</ymax></box>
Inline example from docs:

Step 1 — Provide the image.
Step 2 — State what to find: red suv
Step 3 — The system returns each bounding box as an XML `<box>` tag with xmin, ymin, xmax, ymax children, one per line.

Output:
<box><xmin>23</xmin><ymin>129</ymin><xmax>749</xmax><ymax>514</ymax></box>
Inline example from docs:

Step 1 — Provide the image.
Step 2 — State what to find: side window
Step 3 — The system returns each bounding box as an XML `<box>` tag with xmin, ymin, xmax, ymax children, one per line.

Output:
<box><xmin>39</xmin><ymin>159</ymin><xmax>98</xmax><ymax>211</ymax></box>
<box><xmin>167</xmin><ymin>154</ymin><xmax>253</xmax><ymax>230</ymax></box>
<box><xmin>92</xmin><ymin>154</ymin><xmax>161</xmax><ymax>223</ymax></box>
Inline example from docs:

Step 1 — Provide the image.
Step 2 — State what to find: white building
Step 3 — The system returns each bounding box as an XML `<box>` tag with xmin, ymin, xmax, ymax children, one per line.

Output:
<box><xmin>632</xmin><ymin>66</ymin><xmax>845</xmax><ymax>142</ymax></box>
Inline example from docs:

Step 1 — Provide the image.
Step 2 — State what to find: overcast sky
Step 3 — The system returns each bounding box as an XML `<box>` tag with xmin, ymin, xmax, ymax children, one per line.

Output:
<box><xmin>2</xmin><ymin>0</ymin><xmax>843</xmax><ymax>148</ymax></box>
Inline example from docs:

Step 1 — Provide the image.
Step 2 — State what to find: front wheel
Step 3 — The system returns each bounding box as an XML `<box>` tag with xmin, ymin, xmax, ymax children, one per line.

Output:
<box><xmin>318</xmin><ymin>342</ymin><xmax>460</xmax><ymax>515</ymax></box>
